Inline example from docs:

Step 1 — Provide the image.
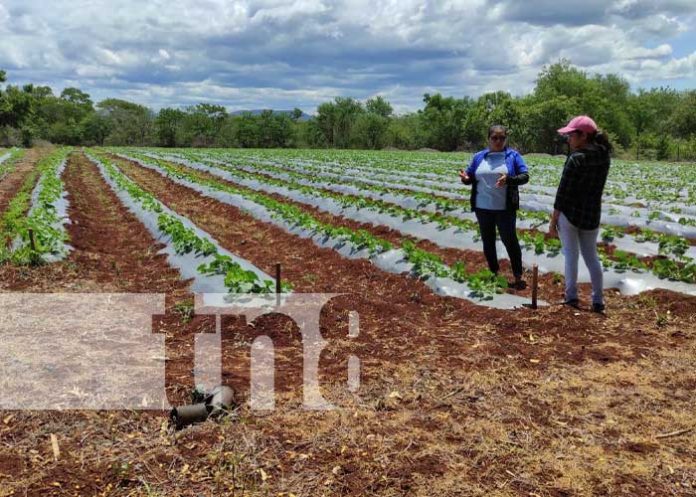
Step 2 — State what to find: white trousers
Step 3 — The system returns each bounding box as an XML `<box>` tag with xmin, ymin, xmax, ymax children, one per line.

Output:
<box><xmin>558</xmin><ymin>212</ymin><xmax>604</xmax><ymax>305</ymax></box>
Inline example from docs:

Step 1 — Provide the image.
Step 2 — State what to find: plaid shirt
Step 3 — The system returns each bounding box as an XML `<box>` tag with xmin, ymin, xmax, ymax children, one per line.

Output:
<box><xmin>554</xmin><ymin>145</ymin><xmax>610</xmax><ymax>230</ymax></box>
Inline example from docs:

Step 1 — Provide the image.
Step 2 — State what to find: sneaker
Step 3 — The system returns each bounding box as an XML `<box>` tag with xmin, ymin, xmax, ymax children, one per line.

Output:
<box><xmin>592</xmin><ymin>303</ymin><xmax>606</xmax><ymax>313</ymax></box>
<box><xmin>562</xmin><ymin>298</ymin><xmax>580</xmax><ymax>308</ymax></box>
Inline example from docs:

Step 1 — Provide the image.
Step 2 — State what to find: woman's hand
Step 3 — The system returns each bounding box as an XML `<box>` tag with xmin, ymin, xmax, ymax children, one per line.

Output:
<box><xmin>459</xmin><ymin>169</ymin><xmax>470</xmax><ymax>183</ymax></box>
<box><xmin>548</xmin><ymin>222</ymin><xmax>558</xmax><ymax>238</ymax></box>
<box><xmin>495</xmin><ymin>173</ymin><xmax>507</xmax><ymax>188</ymax></box>
<box><xmin>549</xmin><ymin>210</ymin><xmax>561</xmax><ymax>238</ymax></box>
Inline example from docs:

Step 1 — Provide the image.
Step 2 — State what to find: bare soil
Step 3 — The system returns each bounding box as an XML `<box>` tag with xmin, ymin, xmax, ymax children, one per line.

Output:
<box><xmin>0</xmin><ymin>151</ymin><xmax>693</xmax><ymax>496</ymax></box>
<box><xmin>0</xmin><ymin>148</ymin><xmax>47</xmax><ymax>235</ymax></box>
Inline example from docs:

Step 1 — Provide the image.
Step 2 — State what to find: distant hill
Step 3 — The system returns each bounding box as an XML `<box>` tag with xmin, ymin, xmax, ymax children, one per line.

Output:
<box><xmin>230</xmin><ymin>109</ymin><xmax>312</xmax><ymax>121</ymax></box>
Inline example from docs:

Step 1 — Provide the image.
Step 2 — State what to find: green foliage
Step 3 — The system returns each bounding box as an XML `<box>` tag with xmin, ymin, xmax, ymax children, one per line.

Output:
<box><xmin>92</xmin><ymin>153</ymin><xmax>284</xmax><ymax>294</ymax></box>
<box><xmin>1</xmin><ymin>61</ymin><xmax>694</xmax><ymax>155</ymax></box>
<box><xmin>421</xmin><ymin>93</ymin><xmax>472</xmax><ymax>151</ymax></box>
<box><xmin>651</xmin><ymin>258</ymin><xmax>696</xmax><ymax>283</ymax></box>
<box><xmin>658</xmin><ymin>235</ymin><xmax>689</xmax><ymax>257</ymax></box>
<box><xmin>611</xmin><ymin>249</ymin><xmax>647</xmax><ymax>273</ymax></box>
<box><xmin>601</xmin><ymin>226</ymin><xmax>624</xmax><ymax>242</ymax></box>
<box><xmin>401</xmin><ymin>241</ymin><xmax>506</xmax><ymax>299</ymax></box>
<box><xmin>157</xmin><ymin>215</ymin><xmax>217</xmax><ymax>256</ymax></box>
<box><xmin>0</xmin><ymin>148</ymin><xmax>72</xmax><ymax>265</ymax></box>
<box><xmin>198</xmin><ymin>255</ymin><xmax>275</xmax><ymax>294</ymax></box>
<box><xmin>351</xmin><ymin>113</ymin><xmax>390</xmax><ymax>149</ymax></box>
<box><xmin>466</xmin><ymin>269</ymin><xmax>508</xmax><ymax>300</ymax></box>
<box><xmin>401</xmin><ymin>240</ymin><xmax>450</xmax><ymax>279</ymax></box>
<box><xmin>155</xmin><ymin>108</ymin><xmax>186</xmax><ymax>147</ymax></box>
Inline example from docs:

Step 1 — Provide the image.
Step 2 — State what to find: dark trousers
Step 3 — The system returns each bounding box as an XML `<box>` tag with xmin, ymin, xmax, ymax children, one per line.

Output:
<box><xmin>474</xmin><ymin>208</ymin><xmax>524</xmax><ymax>278</ymax></box>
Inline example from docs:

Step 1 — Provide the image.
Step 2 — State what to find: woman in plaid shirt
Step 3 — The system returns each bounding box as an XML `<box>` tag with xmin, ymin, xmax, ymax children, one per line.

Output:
<box><xmin>549</xmin><ymin>116</ymin><xmax>612</xmax><ymax>313</ymax></box>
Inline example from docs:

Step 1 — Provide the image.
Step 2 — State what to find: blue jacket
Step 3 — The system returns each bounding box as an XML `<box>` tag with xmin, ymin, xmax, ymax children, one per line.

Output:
<box><xmin>462</xmin><ymin>147</ymin><xmax>529</xmax><ymax>211</ymax></box>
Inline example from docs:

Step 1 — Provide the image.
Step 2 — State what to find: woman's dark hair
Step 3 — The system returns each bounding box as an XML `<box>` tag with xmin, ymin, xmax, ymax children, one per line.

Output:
<box><xmin>589</xmin><ymin>131</ymin><xmax>613</xmax><ymax>153</ymax></box>
<box><xmin>488</xmin><ymin>124</ymin><xmax>508</xmax><ymax>138</ymax></box>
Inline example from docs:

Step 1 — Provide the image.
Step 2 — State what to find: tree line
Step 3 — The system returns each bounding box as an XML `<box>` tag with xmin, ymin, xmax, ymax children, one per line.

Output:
<box><xmin>1</xmin><ymin>60</ymin><xmax>694</xmax><ymax>160</ymax></box>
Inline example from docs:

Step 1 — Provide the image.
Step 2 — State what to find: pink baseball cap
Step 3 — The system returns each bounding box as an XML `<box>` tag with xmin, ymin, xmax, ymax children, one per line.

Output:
<box><xmin>558</xmin><ymin>115</ymin><xmax>598</xmax><ymax>134</ymax></box>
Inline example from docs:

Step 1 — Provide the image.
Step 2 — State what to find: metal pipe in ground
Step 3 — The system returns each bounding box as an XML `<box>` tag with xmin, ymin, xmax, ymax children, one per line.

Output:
<box><xmin>170</xmin><ymin>385</ymin><xmax>236</xmax><ymax>430</ymax></box>
<box><xmin>531</xmin><ymin>264</ymin><xmax>539</xmax><ymax>310</ymax></box>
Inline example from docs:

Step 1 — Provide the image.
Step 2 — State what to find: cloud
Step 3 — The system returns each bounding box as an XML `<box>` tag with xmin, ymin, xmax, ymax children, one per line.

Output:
<box><xmin>0</xmin><ymin>0</ymin><xmax>693</xmax><ymax>113</ymax></box>
<box><xmin>489</xmin><ymin>0</ymin><xmax>610</xmax><ymax>26</ymax></box>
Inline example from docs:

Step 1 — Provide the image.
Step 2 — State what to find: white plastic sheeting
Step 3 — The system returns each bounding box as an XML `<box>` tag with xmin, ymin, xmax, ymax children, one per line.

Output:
<box><xmin>252</xmin><ymin>161</ymin><xmax>696</xmax><ymax>237</ymax></box>
<box><xmin>143</xmin><ymin>153</ymin><xmax>696</xmax><ymax>298</ymax></box>
<box><xmin>202</xmin><ymin>154</ymin><xmax>696</xmax><ymax>225</ymax></box>
<box><xmin>174</xmin><ymin>153</ymin><xmax>696</xmax><ymax>239</ymax></box>
<box><xmin>87</xmin><ymin>154</ymin><xmax>276</xmax><ymax>294</ymax></box>
<box><xmin>121</xmin><ymin>153</ymin><xmax>537</xmax><ymax>309</ymax></box>
<box><xmin>14</xmin><ymin>159</ymin><xmax>73</xmax><ymax>262</ymax></box>
<box><xmin>154</xmin><ymin>153</ymin><xmax>696</xmax><ymax>264</ymax></box>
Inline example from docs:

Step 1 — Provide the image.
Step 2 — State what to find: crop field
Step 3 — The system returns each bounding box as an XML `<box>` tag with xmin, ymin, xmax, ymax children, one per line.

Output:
<box><xmin>0</xmin><ymin>147</ymin><xmax>695</xmax><ymax>496</ymax></box>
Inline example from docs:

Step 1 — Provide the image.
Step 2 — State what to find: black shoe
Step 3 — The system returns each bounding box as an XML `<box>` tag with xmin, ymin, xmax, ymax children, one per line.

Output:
<box><xmin>592</xmin><ymin>303</ymin><xmax>606</xmax><ymax>313</ymax></box>
<box><xmin>563</xmin><ymin>298</ymin><xmax>580</xmax><ymax>308</ymax></box>
<box><xmin>511</xmin><ymin>279</ymin><xmax>527</xmax><ymax>290</ymax></box>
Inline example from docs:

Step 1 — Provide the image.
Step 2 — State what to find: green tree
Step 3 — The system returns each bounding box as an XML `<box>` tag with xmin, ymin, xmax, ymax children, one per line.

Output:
<box><xmin>670</xmin><ymin>90</ymin><xmax>696</xmax><ymax>138</ymax></box>
<box><xmin>365</xmin><ymin>96</ymin><xmax>393</xmax><ymax>118</ymax></box>
<box><xmin>352</xmin><ymin>113</ymin><xmax>389</xmax><ymax>149</ymax></box>
<box><xmin>80</xmin><ymin>112</ymin><xmax>112</xmax><ymax>145</ymax></box>
<box><xmin>181</xmin><ymin>103</ymin><xmax>228</xmax><ymax>147</ymax></box>
<box><xmin>291</xmin><ymin>108</ymin><xmax>304</xmax><ymax>121</ymax></box>
<box><xmin>333</xmin><ymin>97</ymin><xmax>364</xmax><ymax>148</ymax></box>
<box><xmin>420</xmin><ymin>93</ymin><xmax>471</xmax><ymax>151</ymax></box>
<box><xmin>233</xmin><ymin>112</ymin><xmax>261</xmax><ymax>148</ymax></box>
<box><xmin>98</xmin><ymin>98</ymin><xmax>155</xmax><ymax>145</ymax></box>
<box><xmin>155</xmin><ymin>107</ymin><xmax>186</xmax><ymax>147</ymax></box>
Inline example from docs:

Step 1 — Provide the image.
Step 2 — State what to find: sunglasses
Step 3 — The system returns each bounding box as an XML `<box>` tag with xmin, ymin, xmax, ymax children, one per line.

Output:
<box><xmin>490</xmin><ymin>135</ymin><xmax>507</xmax><ymax>141</ymax></box>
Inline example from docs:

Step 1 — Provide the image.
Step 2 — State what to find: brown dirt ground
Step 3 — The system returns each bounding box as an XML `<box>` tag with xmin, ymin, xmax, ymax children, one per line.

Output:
<box><xmin>0</xmin><ymin>148</ymin><xmax>47</xmax><ymax>221</ymax></box>
<box><xmin>114</xmin><ymin>154</ymin><xmax>603</xmax><ymax>302</ymax></box>
<box><xmin>0</xmin><ymin>150</ymin><xmax>693</xmax><ymax>496</ymax></box>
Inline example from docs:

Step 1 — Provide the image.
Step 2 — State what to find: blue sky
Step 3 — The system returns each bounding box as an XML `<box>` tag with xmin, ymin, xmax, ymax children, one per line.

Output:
<box><xmin>0</xmin><ymin>0</ymin><xmax>694</xmax><ymax>114</ymax></box>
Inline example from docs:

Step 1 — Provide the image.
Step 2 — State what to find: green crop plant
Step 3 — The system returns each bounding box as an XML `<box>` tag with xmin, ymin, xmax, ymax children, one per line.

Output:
<box><xmin>90</xmin><ymin>152</ymin><xmax>287</xmax><ymax>294</ymax></box>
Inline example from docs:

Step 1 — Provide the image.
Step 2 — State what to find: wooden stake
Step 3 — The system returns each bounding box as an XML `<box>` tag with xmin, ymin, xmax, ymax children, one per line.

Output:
<box><xmin>50</xmin><ymin>433</ymin><xmax>60</xmax><ymax>461</ymax></box>
<box><xmin>28</xmin><ymin>229</ymin><xmax>36</xmax><ymax>252</ymax></box>
<box><xmin>275</xmin><ymin>263</ymin><xmax>282</xmax><ymax>306</ymax></box>
<box><xmin>531</xmin><ymin>264</ymin><xmax>539</xmax><ymax>310</ymax></box>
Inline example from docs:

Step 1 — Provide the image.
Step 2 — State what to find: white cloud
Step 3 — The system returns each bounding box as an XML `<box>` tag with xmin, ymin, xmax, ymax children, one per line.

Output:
<box><xmin>0</xmin><ymin>4</ymin><xmax>10</xmax><ymax>26</ymax></box>
<box><xmin>0</xmin><ymin>0</ymin><xmax>693</xmax><ymax>112</ymax></box>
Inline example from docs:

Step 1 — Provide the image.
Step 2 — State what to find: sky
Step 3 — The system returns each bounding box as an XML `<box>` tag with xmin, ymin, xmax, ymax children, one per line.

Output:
<box><xmin>0</xmin><ymin>0</ymin><xmax>694</xmax><ymax>114</ymax></box>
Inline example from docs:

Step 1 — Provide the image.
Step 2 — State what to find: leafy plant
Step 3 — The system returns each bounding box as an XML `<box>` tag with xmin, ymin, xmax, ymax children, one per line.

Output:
<box><xmin>466</xmin><ymin>269</ymin><xmax>508</xmax><ymax>300</ymax></box>
<box><xmin>401</xmin><ymin>240</ymin><xmax>449</xmax><ymax>279</ymax></box>
<box><xmin>658</xmin><ymin>235</ymin><xmax>689</xmax><ymax>257</ymax></box>
<box><xmin>91</xmin><ymin>153</ymin><xmax>284</xmax><ymax>294</ymax></box>
<box><xmin>173</xmin><ymin>300</ymin><xmax>195</xmax><ymax>323</ymax></box>
<box><xmin>198</xmin><ymin>255</ymin><xmax>276</xmax><ymax>293</ymax></box>
<box><xmin>611</xmin><ymin>249</ymin><xmax>646</xmax><ymax>272</ymax></box>
<box><xmin>601</xmin><ymin>226</ymin><xmax>624</xmax><ymax>242</ymax></box>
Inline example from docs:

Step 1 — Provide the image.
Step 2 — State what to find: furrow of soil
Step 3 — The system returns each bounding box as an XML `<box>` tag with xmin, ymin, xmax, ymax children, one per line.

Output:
<box><xmin>0</xmin><ymin>148</ymin><xmax>46</xmax><ymax>217</ymax></box>
<box><xmin>0</xmin><ymin>150</ymin><xmax>693</xmax><ymax>497</ymax></box>
<box><xmin>152</xmin><ymin>155</ymin><xmax>579</xmax><ymax>301</ymax></box>
<box><xmin>110</xmin><ymin>154</ymin><xmax>687</xmax><ymax>368</ymax></box>
<box><xmin>216</xmin><ymin>158</ymin><xmax>690</xmax><ymax>264</ymax></box>
<box><xmin>0</xmin><ymin>152</ymin><xmax>198</xmax><ymax>495</ymax></box>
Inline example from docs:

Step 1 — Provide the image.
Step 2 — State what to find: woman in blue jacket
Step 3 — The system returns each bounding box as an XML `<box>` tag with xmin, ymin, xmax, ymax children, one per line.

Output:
<box><xmin>459</xmin><ymin>125</ymin><xmax>529</xmax><ymax>289</ymax></box>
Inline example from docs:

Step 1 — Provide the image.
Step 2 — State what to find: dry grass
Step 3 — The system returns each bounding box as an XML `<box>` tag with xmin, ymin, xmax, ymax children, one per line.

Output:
<box><xmin>1</xmin><ymin>318</ymin><xmax>694</xmax><ymax>496</ymax></box>
<box><xmin>1</xmin><ymin>152</ymin><xmax>695</xmax><ymax>495</ymax></box>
